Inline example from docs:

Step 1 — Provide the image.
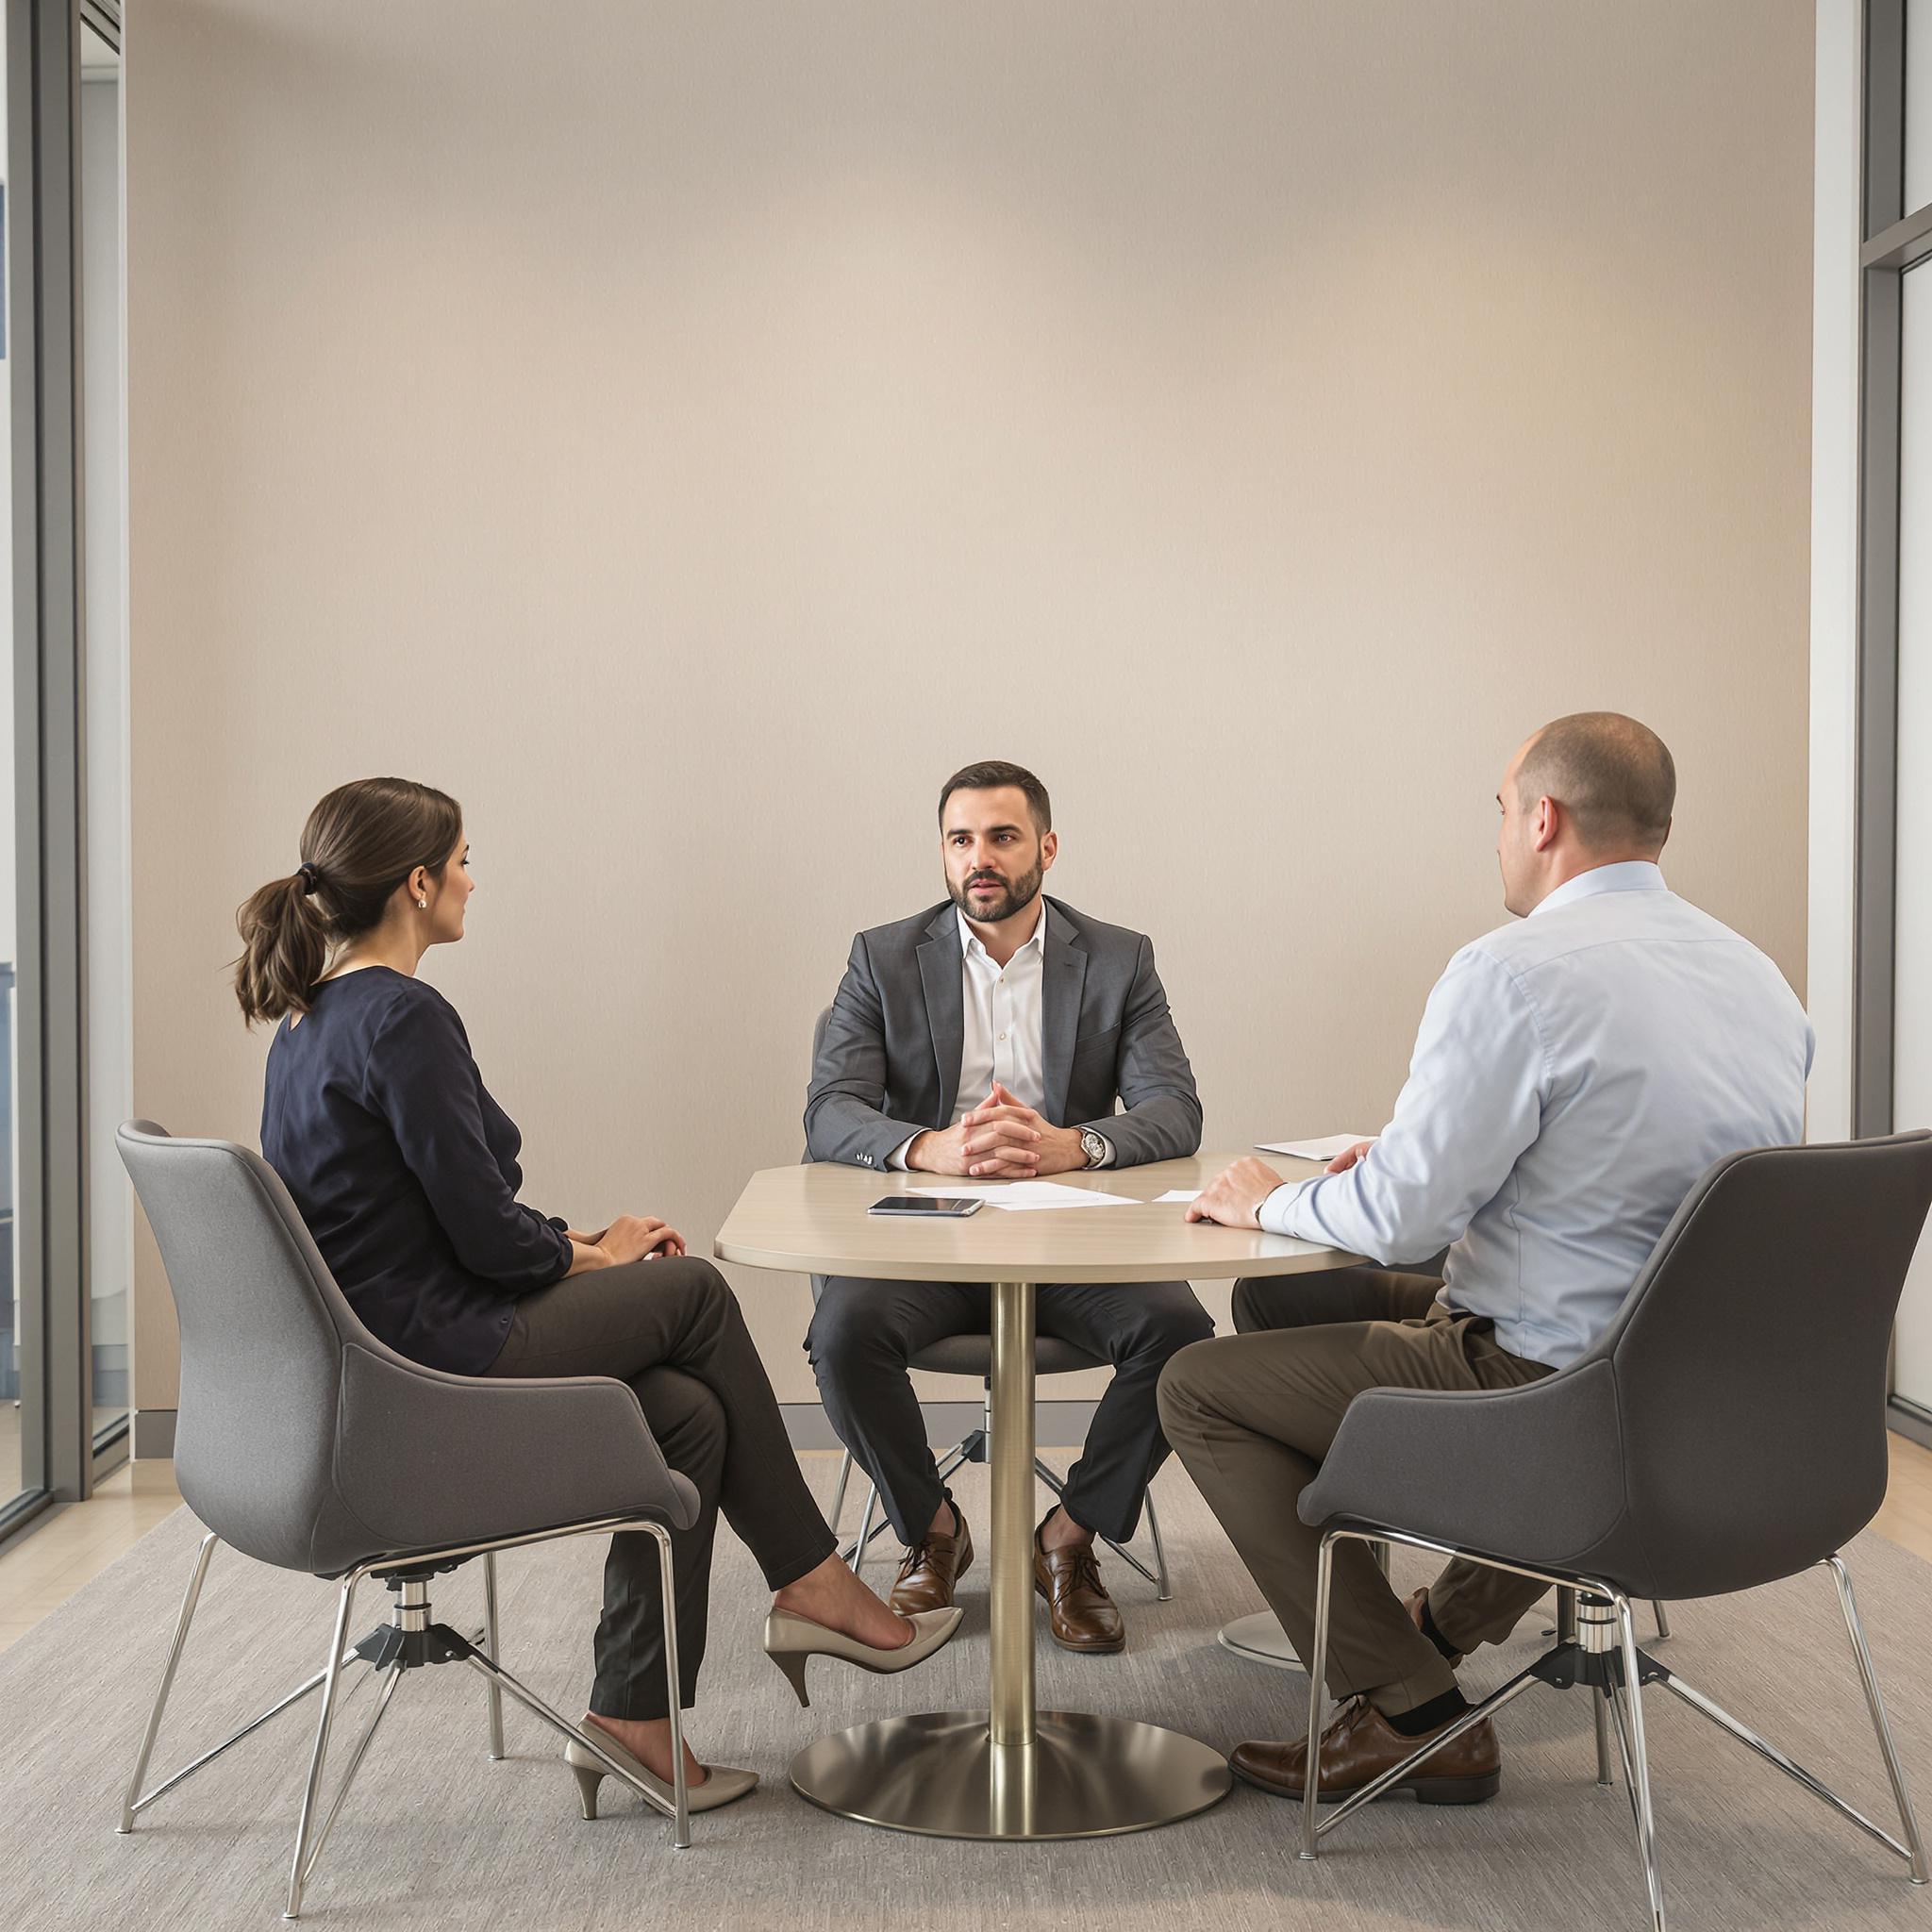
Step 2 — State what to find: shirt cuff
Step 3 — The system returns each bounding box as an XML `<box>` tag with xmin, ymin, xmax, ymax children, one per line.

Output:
<box><xmin>1257</xmin><ymin>1178</ymin><xmax>1314</xmax><ymax>1237</ymax></box>
<box><xmin>887</xmin><ymin>1134</ymin><xmax>922</xmax><ymax>1172</ymax></box>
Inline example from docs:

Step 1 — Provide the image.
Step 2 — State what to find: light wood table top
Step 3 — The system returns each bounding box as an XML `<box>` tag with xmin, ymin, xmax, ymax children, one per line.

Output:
<box><xmin>713</xmin><ymin>1150</ymin><xmax>1357</xmax><ymax>1284</ymax></box>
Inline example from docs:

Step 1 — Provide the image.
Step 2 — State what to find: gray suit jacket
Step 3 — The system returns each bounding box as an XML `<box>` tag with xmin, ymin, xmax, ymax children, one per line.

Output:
<box><xmin>804</xmin><ymin>896</ymin><xmax>1203</xmax><ymax>1173</ymax></box>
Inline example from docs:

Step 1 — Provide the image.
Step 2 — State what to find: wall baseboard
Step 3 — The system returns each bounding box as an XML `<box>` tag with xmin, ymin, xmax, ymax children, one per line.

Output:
<box><xmin>133</xmin><ymin>1408</ymin><xmax>176</xmax><ymax>1458</ymax></box>
<box><xmin>131</xmin><ymin>1401</ymin><xmax>1102</xmax><ymax>1464</ymax></box>
<box><xmin>1890</xmin><ymin>1401</ymin><xmax>1932</xmax><ymax>1454</ymax></box>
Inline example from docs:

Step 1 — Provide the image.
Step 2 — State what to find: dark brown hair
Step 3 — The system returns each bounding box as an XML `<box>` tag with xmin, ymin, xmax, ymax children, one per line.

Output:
<box><xmin>233</xmin><ymin>777</ymin><xmax>462</xmax><ymax>1026</ymax></box>
<box><xmin>1515</xmin><ymin>712</ymin><xmax>1675</xmax><ymax>853</ymax></box>
<box><xmin>937</xmin><ymin>759</ymin><xmax>1053</xmax><ymax>835</ymax></box>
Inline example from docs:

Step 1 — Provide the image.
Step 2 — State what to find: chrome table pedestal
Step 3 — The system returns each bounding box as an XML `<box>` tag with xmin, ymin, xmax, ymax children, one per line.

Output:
<box><xmin>790</xmin><ymin>1281</ymin><xmax>1231</xmax><ymax>1840</ymax></box>
<box><xmin>1216</xmin><ymin>1611</ymin><xmax>1304</xmax><ymax>1671</ymax></box>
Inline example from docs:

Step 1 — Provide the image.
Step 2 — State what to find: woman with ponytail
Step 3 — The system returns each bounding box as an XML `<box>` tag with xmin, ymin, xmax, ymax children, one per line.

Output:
<box><xmin>241</xmin><ymin>778</ymin><xmax>957</xmax><ymax>1818</ymax></box>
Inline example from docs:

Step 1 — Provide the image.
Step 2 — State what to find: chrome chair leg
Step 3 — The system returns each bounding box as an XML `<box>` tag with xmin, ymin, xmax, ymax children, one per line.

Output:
<box><xmin>1594</xmin><ymin>1684</ymin><xmax>1615</xmax><ymax>1788</ymax></box>
<box><xmin>1651</xmin><ymin>1600</ymin><xmax>1672</xmax><ymax>1641</ymax></box>
<box><xmin>1826</xmin><ymin>1555</ymin><xmax>1928</xmax><ymax>1883</ymax></box>
<box><xmin>1646</xmin><ymin>1556</ymin><xmax>1924</xmax><ymax>1878</ymax></box>
<box><xmin>828</xmin><ymin>1449</ymin><xmax>853</xmax><ymax>1534</ymax></box>
<box><xmin>462</xmin><ymin>1647</ymin><xmax>691</xmax><ymax>1839</ymax></box>
<box><xmin>284</xmin><ymin>1573</ymin><xmax>362</xmax><ymax>1921</ymax></box>
<box><xmin>1033</xmin><ymin>1456</ymin><xmax>1159</xmax><ymax>1588</ymax></box>
<box><xmin>848</xmin><ymin>1482</ymin><xmax>879</xmax><ymax>1577</ymax></box>
<box><xmin>127</xmin><ymin>1651</ymin><xmax>362</xmax><ymax>1830</ymax></box>
<box><xmin>647</xmin><ymin>1523</ymin><xmax>691</xmax><ymax>1848</ymax></box>
<box><xmin>1295</xmin><ymin>1525</ymin><xmax>1546</xmax><ymax>1859</ymax></box>
<box><xmin>295</xmin><ymin>1663</ymin><xmax>406</xmax><ymax>1896</ymax></box>
<box><xmin>1032</xmin><ymin>1454</ymin><xmax>1170</xmax><ymax>1594</ymax></box>
<box><xmin>1299</xmin><ymin>1531</ymin><xmax>1336</xmax><ymax>1862</ymax></box>
<box><xmin>1614</xmin><ymin>1594</ymin><xmax>1668</xmax><ymax>1931</ymax></box>
<box><xmin>1657</xmin><ymin>1665</ymin><xmax>1923</xmax><ymax>1867</ymax></box>
<box><xmin>1144</xmin><ymin>1487</ymin><xmax>1173</xmax><ymax>1602</ymax></box>
<box><xmin>119</xmin><ymin>1530</ymin><xmax>219</xmax><ymax>1833</ymax></box>
<box><xmin>482</xmin><ymin>1552</ymin><xmax>505</xmax><ymax>1761</ymax></box>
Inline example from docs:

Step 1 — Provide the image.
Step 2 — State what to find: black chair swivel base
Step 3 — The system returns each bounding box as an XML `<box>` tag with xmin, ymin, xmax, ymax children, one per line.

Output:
<box><xmin>1296</xmin><ymin>1524</ymin><xmax>1928</xmax><ymax>1932</ymax></box>
<box><xmin>119</xmin><ymin>1518</ymin><xmax>693</xmax><ymax>1922</ymax></box>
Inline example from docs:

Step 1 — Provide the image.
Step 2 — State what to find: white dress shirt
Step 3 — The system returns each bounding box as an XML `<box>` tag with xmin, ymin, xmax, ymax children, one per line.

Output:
<box><xmin>1257</xmin><ymin>862</ymin><xmax>1814</xmax><ymax>1367</ymax></box>
<box><xmin>889</xmin><ymin>901</ymin><xmax>1112</xmax><ymax>1169</ymax></box>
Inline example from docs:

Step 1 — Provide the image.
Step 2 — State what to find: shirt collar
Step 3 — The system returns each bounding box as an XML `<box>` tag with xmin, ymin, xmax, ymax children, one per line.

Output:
<box><xmin>1530</xmin><ymin>859</ymin><xmax>1668</xmax><ymax>919</ymax></box>
<box><xmin>957</xmin><ymin>897</ymin><xmax>1049</xmax><ymax>962</ymax></box>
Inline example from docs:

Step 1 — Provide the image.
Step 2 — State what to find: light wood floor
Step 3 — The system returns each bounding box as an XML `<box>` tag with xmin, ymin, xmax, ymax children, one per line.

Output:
<box><xmin>3</xmin><ymin>1437</ymin><xmax>1932</xmax><ymax>1658</ymax></box>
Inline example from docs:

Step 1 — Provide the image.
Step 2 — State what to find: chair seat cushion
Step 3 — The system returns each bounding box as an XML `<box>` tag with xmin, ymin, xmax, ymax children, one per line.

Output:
<box><xmin>908</xmin><ymin>1333</ymin><xmax>1105</xmax><ymax>1377</ymax></box>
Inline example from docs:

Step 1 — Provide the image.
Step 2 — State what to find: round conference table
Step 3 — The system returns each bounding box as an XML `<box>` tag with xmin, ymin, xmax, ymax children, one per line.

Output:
<box><xmin>713</xmin><ymin>1149</ymin><xmax>1353</xmax><ymax>1841</ymax></box>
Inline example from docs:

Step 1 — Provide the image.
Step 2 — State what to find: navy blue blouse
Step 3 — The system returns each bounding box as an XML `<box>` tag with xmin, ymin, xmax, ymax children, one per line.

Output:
<box><xmin>260</xmin><ymin>967</ymin><xmax>572</xmax><ymax>1374</ymax></box>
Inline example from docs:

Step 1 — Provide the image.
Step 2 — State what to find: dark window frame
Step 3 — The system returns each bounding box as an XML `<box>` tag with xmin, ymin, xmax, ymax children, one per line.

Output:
<box><xmin>1</xmin><ymin>0</ymin><xmax>110</xmax><ymax>1541</ymax></box>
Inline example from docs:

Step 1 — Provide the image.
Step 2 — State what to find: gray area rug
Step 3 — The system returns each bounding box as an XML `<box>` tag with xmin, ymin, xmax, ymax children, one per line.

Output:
<box><xmin>3</xmin><ymin>1457</ymin><xmax>1928</xmax><ymax>1930</ymax></box>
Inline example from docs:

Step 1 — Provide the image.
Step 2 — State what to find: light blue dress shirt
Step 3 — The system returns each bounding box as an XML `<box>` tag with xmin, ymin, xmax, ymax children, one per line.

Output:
<box><xmin>1257</xmin><ymin>862</ymin><xmax>1815</xmax><ymax>1368</ymax></box>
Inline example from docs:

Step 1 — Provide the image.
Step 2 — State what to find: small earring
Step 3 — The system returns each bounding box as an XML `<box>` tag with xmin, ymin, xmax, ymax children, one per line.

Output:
<box><xmin>417</xmin><ymin>897</ymin><xmax>427</xmax><ymax>909</ymax></box>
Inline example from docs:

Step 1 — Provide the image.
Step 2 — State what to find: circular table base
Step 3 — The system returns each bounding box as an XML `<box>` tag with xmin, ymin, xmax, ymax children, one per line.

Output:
<box><xmin>1216</xmin><ymin>1611</ymin><xmax>1305</xmax><ymax>1671</ymax></box>
<box><xmin>790</xmin><ymin>1709</ymin><xmax>1232</xmax><ymax>1840</ymax></box>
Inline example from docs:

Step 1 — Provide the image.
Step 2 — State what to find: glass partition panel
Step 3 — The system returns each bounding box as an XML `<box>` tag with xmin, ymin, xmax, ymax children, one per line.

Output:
<box><xmin>80</xmin><ymin>16</ymin><xmax>125</xmax><ymax>1464</ymax></box>
<box><xmin>1893</xmin><ymin>260</ymin><xmax>1932</xmax><ymax>1413</ymax></box>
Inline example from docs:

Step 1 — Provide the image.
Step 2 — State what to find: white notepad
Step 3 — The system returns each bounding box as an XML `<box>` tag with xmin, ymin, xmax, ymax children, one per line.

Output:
<box><xmin>1256</xmin><ymin>1133</ymin><xmax>1375</xmax><ymax>1162</ymax></box>
<box><xmin>904</xmin><ymin>1181</ymin><xmax>1134</xmax><ymax>1211</ymax></box>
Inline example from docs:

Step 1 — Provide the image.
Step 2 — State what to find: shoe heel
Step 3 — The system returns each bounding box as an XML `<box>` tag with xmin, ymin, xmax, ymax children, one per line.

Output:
<box><xmin>769</xmin><ymin>1649</ymin><xmax>812</xmax><ymax>1708</ymax></box>
<box><xmin>570</xmin><ymin>1762</ymin><xmax>604</xmax><ymax>1822</ymax></box>
<box><xmin>1414</xmin><ymin>1772</ymin><xmax>1501</xmax><ymax>1806</ymax></box>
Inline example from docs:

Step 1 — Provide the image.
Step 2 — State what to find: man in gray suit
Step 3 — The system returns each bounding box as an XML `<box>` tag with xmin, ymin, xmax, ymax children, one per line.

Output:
<box><xmin>805</xmin><ymin>760</ymin><xmax>1209</xmax><ymax>1653</ymax></box>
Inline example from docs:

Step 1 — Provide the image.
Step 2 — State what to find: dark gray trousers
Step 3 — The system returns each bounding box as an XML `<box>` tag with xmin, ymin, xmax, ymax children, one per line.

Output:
<box><xmin>487</xmin><ymin>1256</ymin><xmax>836</xmax><ymax>1720</ymax></box>
<box><xmin>806</xmin><ymin>1276</ymin><xmax>1213</xmax><ymax>1545</ymax></box>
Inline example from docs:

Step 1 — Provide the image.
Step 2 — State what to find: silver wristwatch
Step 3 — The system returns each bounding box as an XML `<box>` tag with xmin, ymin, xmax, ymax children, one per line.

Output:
<box><xmin>1079</xmin><ymin>1128</ymin><xmax>1109</xmax><ymax>1169</ymax></box>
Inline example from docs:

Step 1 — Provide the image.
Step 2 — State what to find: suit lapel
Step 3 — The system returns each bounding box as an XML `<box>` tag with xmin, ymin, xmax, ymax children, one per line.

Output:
<box><xmin>1041</xmin><ymin>901</ymin><xmax>1087</xmax><ymax>1126</ymax></box>
<box><xmin>916</xmin><ymin>906</ymin><xmax>964</xmax><ymax>1128</ymax></box>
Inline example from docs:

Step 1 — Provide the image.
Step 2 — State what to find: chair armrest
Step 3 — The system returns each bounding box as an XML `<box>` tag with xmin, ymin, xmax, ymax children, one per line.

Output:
<box><xmin>333</xmin><ymin>1344</ymin><xmax>701</xmax><ymax>1559</ymax></box>
<box><xmin>1297</xmin><ymin>1359</ymin><xmax>1626</xmax><ymax>1574</ymax></box>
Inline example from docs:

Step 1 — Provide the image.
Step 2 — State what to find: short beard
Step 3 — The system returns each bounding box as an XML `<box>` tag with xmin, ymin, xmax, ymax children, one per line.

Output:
<box><xmin>950</xmin><ymin>858</ymin><xmax>1044</xmax><ymax>926</ymax></box>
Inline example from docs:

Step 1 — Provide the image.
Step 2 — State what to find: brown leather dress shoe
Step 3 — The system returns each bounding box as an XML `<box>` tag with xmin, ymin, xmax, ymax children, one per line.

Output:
<box><xmin>1230</xmin><ymin>1694</ymin><xmax>1500</xmax><ymax>1806</ymax></box>
<box><xmin>1032</xmin><ymin>1515</ymin><xmax>1124</xmax><ymax>1653</ymax></box>
<box><xmin>889</xmin><ymin>1506</ymin><xmax>973</xmax><ymax>1616</ymax></box>
<box><xmin>1406</xmin><ymin>1587</ymin><xmax>1466</xmax><ymax>1667</ymax></box>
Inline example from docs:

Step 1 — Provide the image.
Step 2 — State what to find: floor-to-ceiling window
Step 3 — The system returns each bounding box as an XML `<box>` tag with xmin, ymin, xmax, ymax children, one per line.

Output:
<box><xmin>0</xmin><ymin>0</ymin><xmax>122</xmax><ymax>1535</ymax></box>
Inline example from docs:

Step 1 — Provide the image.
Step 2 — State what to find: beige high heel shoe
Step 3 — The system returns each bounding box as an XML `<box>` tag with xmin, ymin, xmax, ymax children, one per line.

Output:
<box><xmin>761</xmin><ymin>1605</ymin><xmax>963</xmax><ymax>1707</ymax></box>
<box><xmin>563</xmin><ymin>1726</ymin><xmax>758</xmax><ymax>1821</ymax></box>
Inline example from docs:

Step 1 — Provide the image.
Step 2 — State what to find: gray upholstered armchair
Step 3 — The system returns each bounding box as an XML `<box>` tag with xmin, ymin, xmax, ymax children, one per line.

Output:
<box><xmin>1294</xmin><ymin>1131</ymin><xmax>1932</xmax><ymax>1930</ymax></box>
<box><xmin>114</xmin><ymin>1122</ymin><xmax>705</xmax><ymax>1920</ymax></box>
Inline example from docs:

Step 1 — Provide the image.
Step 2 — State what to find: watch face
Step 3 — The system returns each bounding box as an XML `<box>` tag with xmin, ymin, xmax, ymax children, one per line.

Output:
<box><xmin>1082</xmin><ymin>1130</ymin><xmax>1105</xmax><ymax>1162</ymax></box>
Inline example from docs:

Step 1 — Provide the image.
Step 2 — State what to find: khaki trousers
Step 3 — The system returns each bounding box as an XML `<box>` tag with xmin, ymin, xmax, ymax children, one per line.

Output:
<box><xmin>1157</xmin><ymin>1268</ymin><xmax>1554</xmax><ymax>1716</ymax></box>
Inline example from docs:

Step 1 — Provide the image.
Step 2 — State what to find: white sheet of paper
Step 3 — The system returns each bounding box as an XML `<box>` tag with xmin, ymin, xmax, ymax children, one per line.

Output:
<box><xmin>1153</xmin><ymin>1189</ymin><xmax>1201</xmax><ymax>1204</ymax></box>
<box><xmin>903</xmin><ymin>1181</ymin><xmax>1134</xmax><ymax>1211</ymax></box>
<box><xmin>1256</xmin><ymin>1133</ymin><xmax>1376</xmax><ymax>1162</ymax></box>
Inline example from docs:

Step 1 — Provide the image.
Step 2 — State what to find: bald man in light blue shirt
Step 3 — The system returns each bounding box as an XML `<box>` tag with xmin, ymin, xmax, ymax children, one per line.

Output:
<box><xmin>1159</xmin><ymin>712</ymin><xmax>1813</xmax><ymax>1807</ymax></box>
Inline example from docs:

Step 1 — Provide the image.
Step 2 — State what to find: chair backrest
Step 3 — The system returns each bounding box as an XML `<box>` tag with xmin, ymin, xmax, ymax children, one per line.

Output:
<box><xmin>1585</xmin><ymin>1130</ymin><xmax>1932</xmax><ymax>1597</ymax></box>
<box><xmin>117</xmin><ymin>1121</ymin><xmax>409</xmax><ymax>1573</ymax></box>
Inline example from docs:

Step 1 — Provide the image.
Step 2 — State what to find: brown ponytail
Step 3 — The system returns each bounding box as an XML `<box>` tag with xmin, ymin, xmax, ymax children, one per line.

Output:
<box><xmin>234</xmin><ymin>777</ymin><xmax>463</xmax><ymax>1026</ymax></box>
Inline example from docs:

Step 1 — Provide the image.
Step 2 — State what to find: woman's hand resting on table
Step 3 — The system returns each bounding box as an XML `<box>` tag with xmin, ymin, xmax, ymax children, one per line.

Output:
<box><xmin>565</xmin><ymin>1215</ymin><xmax>686</xmax><ymax>1274</ymax></box>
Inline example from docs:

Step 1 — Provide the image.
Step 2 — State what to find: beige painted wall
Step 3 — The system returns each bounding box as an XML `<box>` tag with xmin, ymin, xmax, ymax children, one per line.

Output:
<box><xmin>125</xmin><ymin>1</ymin><xmax>1815</xmax><ymax>1415</ymax></box>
